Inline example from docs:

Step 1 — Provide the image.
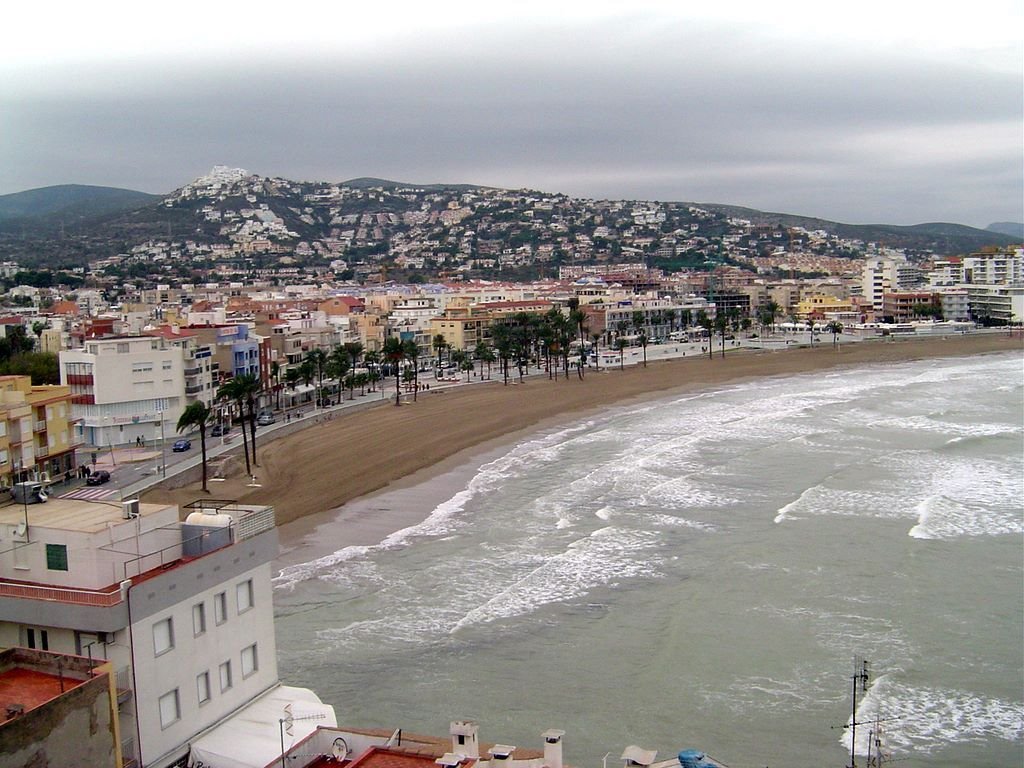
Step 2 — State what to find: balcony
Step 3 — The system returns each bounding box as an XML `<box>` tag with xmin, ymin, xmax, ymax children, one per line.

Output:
<box><xmin>0</xmin><ymin>581</ymin><xmax>124</xmax><ymax>607</ymax></box>
<box><xmin>184</xmin><ymin>366</ymin><xmax>202</xmax><ymax>376</ymax></box>
<box><xmin>185</xmin><ymin>383</ymin><xmax>206</xmax><ymax>395</ymax></box>
<box><xmin>66</xmin><ymin>374</ymin><xmax>94</xmax><ymax>386</ymax></box>
<box><xmin>34</xmin><ymin>420</ymin><xmax>47</xmax><ymax>433</ymax></box>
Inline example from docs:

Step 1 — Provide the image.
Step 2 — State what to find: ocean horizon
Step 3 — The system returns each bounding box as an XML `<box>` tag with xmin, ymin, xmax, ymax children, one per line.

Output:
<box><xmin>273</xmin><ymin>350</ymin><xmax>1023</xmax><ymax>768</ymax></box>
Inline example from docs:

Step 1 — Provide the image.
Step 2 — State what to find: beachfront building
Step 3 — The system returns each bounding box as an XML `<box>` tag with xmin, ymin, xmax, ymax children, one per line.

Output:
<box><xmin>60</xmin><ymin>336</ymin><xmax>187</xmax><ymax>450</ymax></box>
<box><xmin>794</xmin><ymin>295</ymin><xmax>855</xmax><ymax>321</ymax></box>
<box><xmin>0</xmin><ymin>497</ymin><xmax>333</xmax><ymax>768</ymax></box>
<box><xmin>881</xmin><ymin>291</ymin><xmax>940</xmax><ymax>323</ymax></box>
<box><xmin>0</xmin><ymin>375</ymin><xmax>77</xmax><ymax>488</ymax></box>
<box><xmin>964</xmin><ymin>284</ymin><xmax>1024</xmax><ymax>324</ymax></box>
<box><xmin>430</xmin><ymin>306</ymin><xmax>494</xmax><ymax>354</ymax></box>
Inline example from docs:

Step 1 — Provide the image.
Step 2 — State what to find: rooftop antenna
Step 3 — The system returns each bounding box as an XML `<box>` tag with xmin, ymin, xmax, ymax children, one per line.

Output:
<box><xmin>836</xmin><ymin>656</ymin><xmax>870</xmax><ymax>768</ymax></box>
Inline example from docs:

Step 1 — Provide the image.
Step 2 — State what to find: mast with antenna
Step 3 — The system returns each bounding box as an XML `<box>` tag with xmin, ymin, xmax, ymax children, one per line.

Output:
<box><xmin>849</xmin><ymin>656</ymin><xmax>870</xmax><ymax>767</ymax></box>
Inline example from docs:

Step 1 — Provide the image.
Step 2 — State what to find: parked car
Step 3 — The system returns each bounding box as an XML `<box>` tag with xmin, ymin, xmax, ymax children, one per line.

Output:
<box><xmin>86</xmin><ymin>470</ymin><xmax>111</xmax><ymax>486</ymax></box>
<box><xmin>172</xmin><ymin>439</ymin><xmax>192</xmax><ymax>452</ymax></box>
<box><xmin>256</xmin><ymin>413</ymin><xmax>276</xmax><ymax>426</ymax></box>
<box><xmin>210</xmin><ymin>424</ymin><xmax>231</xmax><ymax>437</ymax></box>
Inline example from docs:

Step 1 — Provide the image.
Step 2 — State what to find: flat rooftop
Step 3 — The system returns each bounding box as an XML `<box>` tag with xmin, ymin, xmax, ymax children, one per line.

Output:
<box><xmin>0</xmin><ymin>666</ymin><xmax>88</xmax><ymax>721</ymax></box>
<box><xmin>0</xmin><ymin>497</ymin><xmax>171</xmax><ymax>533</ymax></box>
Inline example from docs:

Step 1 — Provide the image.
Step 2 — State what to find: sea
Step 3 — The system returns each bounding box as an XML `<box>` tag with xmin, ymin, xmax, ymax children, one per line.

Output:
<box><xmin>272</xmin><ymin>351</ymin><xmax>1023</xmax><ymax>768</ymax></box>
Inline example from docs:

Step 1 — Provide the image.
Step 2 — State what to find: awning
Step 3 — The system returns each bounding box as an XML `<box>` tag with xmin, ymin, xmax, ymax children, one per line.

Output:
<box><xmin>188</xmin><ymin>684</ymin><xmax>337</xmax><ymax>768</ymax></box>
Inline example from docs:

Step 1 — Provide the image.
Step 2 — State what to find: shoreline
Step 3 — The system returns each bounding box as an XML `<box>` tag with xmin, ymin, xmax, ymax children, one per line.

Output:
<box><xmin>142</xmin><ymin>334</ymin><xmax>1023</xmax><ymax>557</ymax></box>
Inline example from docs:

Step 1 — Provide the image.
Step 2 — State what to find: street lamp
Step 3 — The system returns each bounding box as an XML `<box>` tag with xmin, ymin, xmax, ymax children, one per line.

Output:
<box><xmin>157</xmin><ymin>411</ymin><xmax>166</xmax><ymax>479</ymax></box>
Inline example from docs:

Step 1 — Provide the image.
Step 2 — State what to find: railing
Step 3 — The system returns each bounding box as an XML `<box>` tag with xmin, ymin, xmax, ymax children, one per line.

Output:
<box><xmin>0</xmin><ymin>581</ymin><xmax>123</xmax><ymax>606</ymax></box>
<box><xmin>121</xmin><ymin>737</ymin><xmax>139</xmax><ymax>768</ymax></box>
<box><xmin>185</xmin><ymin>383</ymin><xmax>206</xmax><ymax>395</ymax></box>
<box><xmin>34</xmin><ymin>420</ymin><xmax>47</xmax><ymax>432</ymax></box>
<box><xmin>184</xmin><ymin>366</ymin><xmax>202</xmax><ymax>376</ymax></box>
<box><xmin>116</xmin><ymin>666</ymin><xmax>134</xmax><ymax>703</ymax></box>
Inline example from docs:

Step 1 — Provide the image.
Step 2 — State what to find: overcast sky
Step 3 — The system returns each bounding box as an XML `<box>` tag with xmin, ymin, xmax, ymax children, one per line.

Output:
<box><xmin>2</xmin><ymin>1</ymin><xmax>1021</xmax><ymax>227</ymax></box>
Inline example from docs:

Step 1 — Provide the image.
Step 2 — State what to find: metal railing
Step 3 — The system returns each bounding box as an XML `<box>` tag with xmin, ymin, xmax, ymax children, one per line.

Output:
<box><xmin>34</xmin><ymin>420</ymin><xmax>47</xmax><ymax>432</ymax></box>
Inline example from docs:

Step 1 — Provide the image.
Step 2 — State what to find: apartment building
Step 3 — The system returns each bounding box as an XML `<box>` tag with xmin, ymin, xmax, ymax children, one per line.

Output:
<box><xmin>60</xmin><ymin>336</ymin><xmax>187</xmax><ymax>449</ymax></box>
<box><xmin>0</xmin><ymin>497</ymin><xmax>330</xmax><ymax>768</ymax></box>
<box><xmin>0</xmin><ymin>375</ymin><xmax>77</xmax><ymax>488</ymax></box>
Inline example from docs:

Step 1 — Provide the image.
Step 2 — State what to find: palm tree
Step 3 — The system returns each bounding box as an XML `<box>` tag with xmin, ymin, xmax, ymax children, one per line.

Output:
<box><xmin>270</xmin><ymin>361</ymin><xmax>282</xmax><ymax>410</ymax></box>
<box><xmin>714</xmin><ymin>312</ymin><xmax>729</xmax><ymax>359</ymax></box>
<box><xmin>591</xmin><ymin>332</ymin><xmax>602</xmax><ymax>370</ymax></box>
<box><xmin>176</xmin><ymin>401</ymin><xmax>211</xmax><ymax>492</ymax></box>
<box><xmin>344</xmin><ymin>342</ymin><xmax>364</xmax><ymax>399</ymax></box>
<box><xmin>638</xmin><ymin>330</ymin><xmax>649</xmax><ymax>367</ymax></box>
<box><xmin>305</xmin><ymin>350</ymin><xmax>325</xmax><ymax>409</ymax></box>
<box><xmin>696</xmin><ymin>310</ymin><xmax>714</xmax><ymax>360</ymax></box>
<box><xmin>327</xmin><ymin>346</ymin><xmax>350</xmax><ymax>402</ymax></box>
<box><xmin>363</xmin><ymin>350</ymin><xmax>380</xmax><ymax>391</ymax></box>
<box><xmin>763</xmin><ymin>300</ymin><xmax>780</xmax><ymax>335</ymax></box>
<box><xmin>664</xmin><ymin>308</ymin><xmax>677</xmax><ymax>334</ymax></box>
<box><xmin>217</xmin><ymin>376</ymin><xmax>252</xmax><ymax>476</ymax></box>
<box><xmin>402</xmin><ymin>339</ymin><xmax>420</xmax><ymax>400</ymax></box>
<box><xmin>490</xmin><ymin>323</ymin><xmax>513</xmax><ymax>385</ymax></box>
<box><xmin>382</xmin><ymin>336</ymin><xmax>405</xmax><ymax>406</ymax></box>
<box><xmin>825</xmin><ymin>320</ymin><xmax>844</xmax><ymax>348</ymax></box>
<box><xmin>226</xmin><ymin>374</ymin><xmax>260</xmax><ymax>466</ymax></box>
<box><xmin>614</xmin><ymin>337</ymin><xmax>627</xmax><ymax>370</ymax></box>
<box><xmin>475</xmin><ymin>342</ymin><xmax>495</xmax><ymax>380</ymax></box>
<box><xmin>432</xmin><ymin>334</ymin><xmax>448</xmax><ymax>369</ymax></box>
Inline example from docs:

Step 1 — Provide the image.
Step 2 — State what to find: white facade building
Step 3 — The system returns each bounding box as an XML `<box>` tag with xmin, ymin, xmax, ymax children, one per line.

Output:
<box><xmin>60</xmin><ymin>336</ymin><xmax>188</xmax><ymax>449</ymax></box>
<box><xmin>0</xmin><ymin>498</ymin><xmax>318</xmax><ymax>768</ymax></box>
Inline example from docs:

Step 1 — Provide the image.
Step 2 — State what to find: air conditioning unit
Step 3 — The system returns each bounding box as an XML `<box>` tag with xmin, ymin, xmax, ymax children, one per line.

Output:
<box><xmin>122</xmin><ymin>499</ymin><xmax>140</xmax><ymax>519</ymax></box>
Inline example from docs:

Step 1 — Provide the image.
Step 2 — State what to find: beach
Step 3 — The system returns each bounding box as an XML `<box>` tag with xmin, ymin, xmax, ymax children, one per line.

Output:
<box><xmin>142</xmin><ymin>334</ymin><xmax>1023</xmax><ymax>541</ymax></box>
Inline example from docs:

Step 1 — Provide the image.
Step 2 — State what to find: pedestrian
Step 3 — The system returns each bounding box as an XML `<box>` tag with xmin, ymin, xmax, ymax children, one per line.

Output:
<box><xmin>64</xmin><ymin>469</ymin><xmax>71</xmax><ymax>485</ymax></box>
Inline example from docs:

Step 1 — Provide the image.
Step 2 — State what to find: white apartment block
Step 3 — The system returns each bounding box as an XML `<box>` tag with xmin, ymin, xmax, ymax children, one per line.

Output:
<box><xmin>963</xmin><ymin>249</ymin><xmax>1023</xmax><ymax>285</ymax></box>
<box><xmin>0</xmin><ymin>498</ymin><xmax>312</xmax><ymax>768</ymax></box>
<box><xmin>60</xmin><ymin>336</ymin><xmax>189</xmax><ymax>450</ymax></box>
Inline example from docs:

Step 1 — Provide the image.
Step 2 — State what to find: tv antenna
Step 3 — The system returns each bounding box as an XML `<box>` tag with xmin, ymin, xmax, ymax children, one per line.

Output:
<box><xmin>833</xmin><ymin>656</ymin><xmax>870</xmax><ymax>768</ymax></box>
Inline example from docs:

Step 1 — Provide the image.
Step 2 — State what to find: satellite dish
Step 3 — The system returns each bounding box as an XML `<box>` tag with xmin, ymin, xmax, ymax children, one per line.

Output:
<box><xmin>331</xmin><ymin>737</ymin><xmax>350</xmax><ymax>761</ymax></box>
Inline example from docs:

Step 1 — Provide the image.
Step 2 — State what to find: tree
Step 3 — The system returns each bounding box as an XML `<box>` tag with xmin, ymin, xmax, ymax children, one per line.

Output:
<box><xmin>363</xmin><ymin>350</ymin><xmax>380</xmax><ymax>391</ymax></box>
<box><xmin>696</xmin><ymin>310</ymin><xmax>714</xmax><ymax>360</ymax></box>
<box><xmin>327</xmin><ymin>346</ymin><xmax>350</xmax><ymax>403</ymax></box>
<box><xmin>638</xmin><ymin>330</ymin><xmax>649</xmax><ymax>367</ymax></box>
<box><xmin>270</xmin><ymin>361</ymin><xmax>282</xmax><ymax>410</ymax></box>
<box><xmin>825</xmin><ymin>320</ymin><xmax>844</xmax><ymax>348</ymax></box>
<box><xmin>217</xmin><ymin>374</ymin><xmax>260</xmax><ymax>476</ymax></box>
<box><xmin>763</xmin><ymin>300</ymin><xmax>781</xmax><ymax>335</ymax></box>
<box><xmin>344</xmin><ymin>342</ymin><xmax>364</xmax><ymax>399</ymax></box>
<box><xmin>402</xmin><ymin>339</ymin><xmax>420</xmax><ymax>400</ymax></box>
<box><xmin>305</xmin><ymin>349</ymin><xmax>327</xmax><ymax>406</ymax></box>
<box><xmin>614</xmin><ymin>336</ymin><xmax>627</xmax><ymax>370</ymax></box>
<box><xmin>475</xmin><ymin>342</ymin><xmax>495</xmax><ymax>380</ymax></box>
<box><xmin>382</xmin><ymin>336</ymin><xmax>405</xmax><ymax>406</ymax></box>
<box><xmin>432</xmin><ymin>334</ymin><xmax>449</xmax><ymax>369</ymax></box>
<box><xmin>177</xmin><ymin>402</ymin><xmax>211</xmax><ymax>492</ymax></box>
<box><xmin>714</xmin><ymin>312</ymin><xmax>729</xmax><ymax>359</ymax></box>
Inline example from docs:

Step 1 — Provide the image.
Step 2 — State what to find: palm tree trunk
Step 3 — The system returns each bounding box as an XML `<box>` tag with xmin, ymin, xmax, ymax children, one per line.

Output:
<box><xmin>247</xmin><ymin>401</ymin><xmax>257</xmax><ymax>467</ymax></box>
<box><xmin>237</xmin><ymin>402</ymin><xmax>251</xmax><ymax>476</ymax></box>
<box><xmin>199</xmin><ymin>427</ymin><xmax>208</xmax><ymax>492</ymax></box>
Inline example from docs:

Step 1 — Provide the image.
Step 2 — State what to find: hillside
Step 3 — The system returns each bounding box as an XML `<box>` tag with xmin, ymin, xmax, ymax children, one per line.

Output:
<box><xmin>0</xmin><ymin>170</ymin><xmax>1016</xmax><ymax>275</ymax></box>
<box><xmin>0</xmin><ymin>184</ymin><xmax>161</xmax><ymax>225</ymax></box>
<box><xmin>697</xmin><ymin>204</ymin><xmax>1018</xmax><ymax>254</ymax></box>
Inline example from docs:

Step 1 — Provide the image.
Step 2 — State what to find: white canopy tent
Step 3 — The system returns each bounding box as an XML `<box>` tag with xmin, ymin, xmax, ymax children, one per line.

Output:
<box><xmin>188</xmin><ymin>685</ymin><xmax>337</xmax><ymax>768</ymax></box>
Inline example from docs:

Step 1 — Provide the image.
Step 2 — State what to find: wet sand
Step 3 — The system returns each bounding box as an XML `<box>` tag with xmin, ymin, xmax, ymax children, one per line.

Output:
<box><xmin>142</xmin><ymin>334</ymin><xmax>1022</xmax><ymax>548</ymax></box>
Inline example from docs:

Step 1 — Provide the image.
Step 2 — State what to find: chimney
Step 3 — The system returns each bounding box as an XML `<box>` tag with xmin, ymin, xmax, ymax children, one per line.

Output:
<box><xmin>450</xmin><ymin>721</ymin><xmax>480</xmax><ymax>760</ymax></box>
<box><xmin>542</xmin><ymin>730</ymin><xmax>565</xmax><ymax>768</ymax></box>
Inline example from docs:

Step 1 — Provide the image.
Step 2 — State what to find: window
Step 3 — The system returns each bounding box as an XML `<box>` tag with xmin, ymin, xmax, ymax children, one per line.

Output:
<box><xmin>236</xmin><ymin>579</ymin><xmax>253</xmax><ymax>613</ymax></box>
<box><xmin>214</xmin><ymin>592</ymin><xmax>227</xmax><ymax>624</ymax></box>
<box><xmin>197</xmin><ymin>671</ymin><xmax>211</xmax><ymax>705</ymax></box>
<box><xmin>153</xmin><ymin>617</ymin><xmax>174</xmax><ymax>655</ymax></box>
<box><xmin>158</xmin><ymin>689</ymin><xmax>180</xmax><ymax>728</ymax></box>
<box><xmin>23</xmin><ymin>627</ymin><xmax>49</xmax><ymax>650</ymax></box>
<box><xmin>45</xmin><ymin>544</ymin><xmax>68</xmax><ymax>571</ymax></box>
<box><xmin>219</xmin><ymin>661</ymin><xmax>232</xmax><ymax>692</ymax></box>
<box><xmin>241</xmin><ymin>643</ymin><xmax>258</xmax><ymax>678</ymax></box>
<box><xmin>193</xmin><ymin>603</ymin><xmax>206</xmax><ymax>636</ymax></box>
